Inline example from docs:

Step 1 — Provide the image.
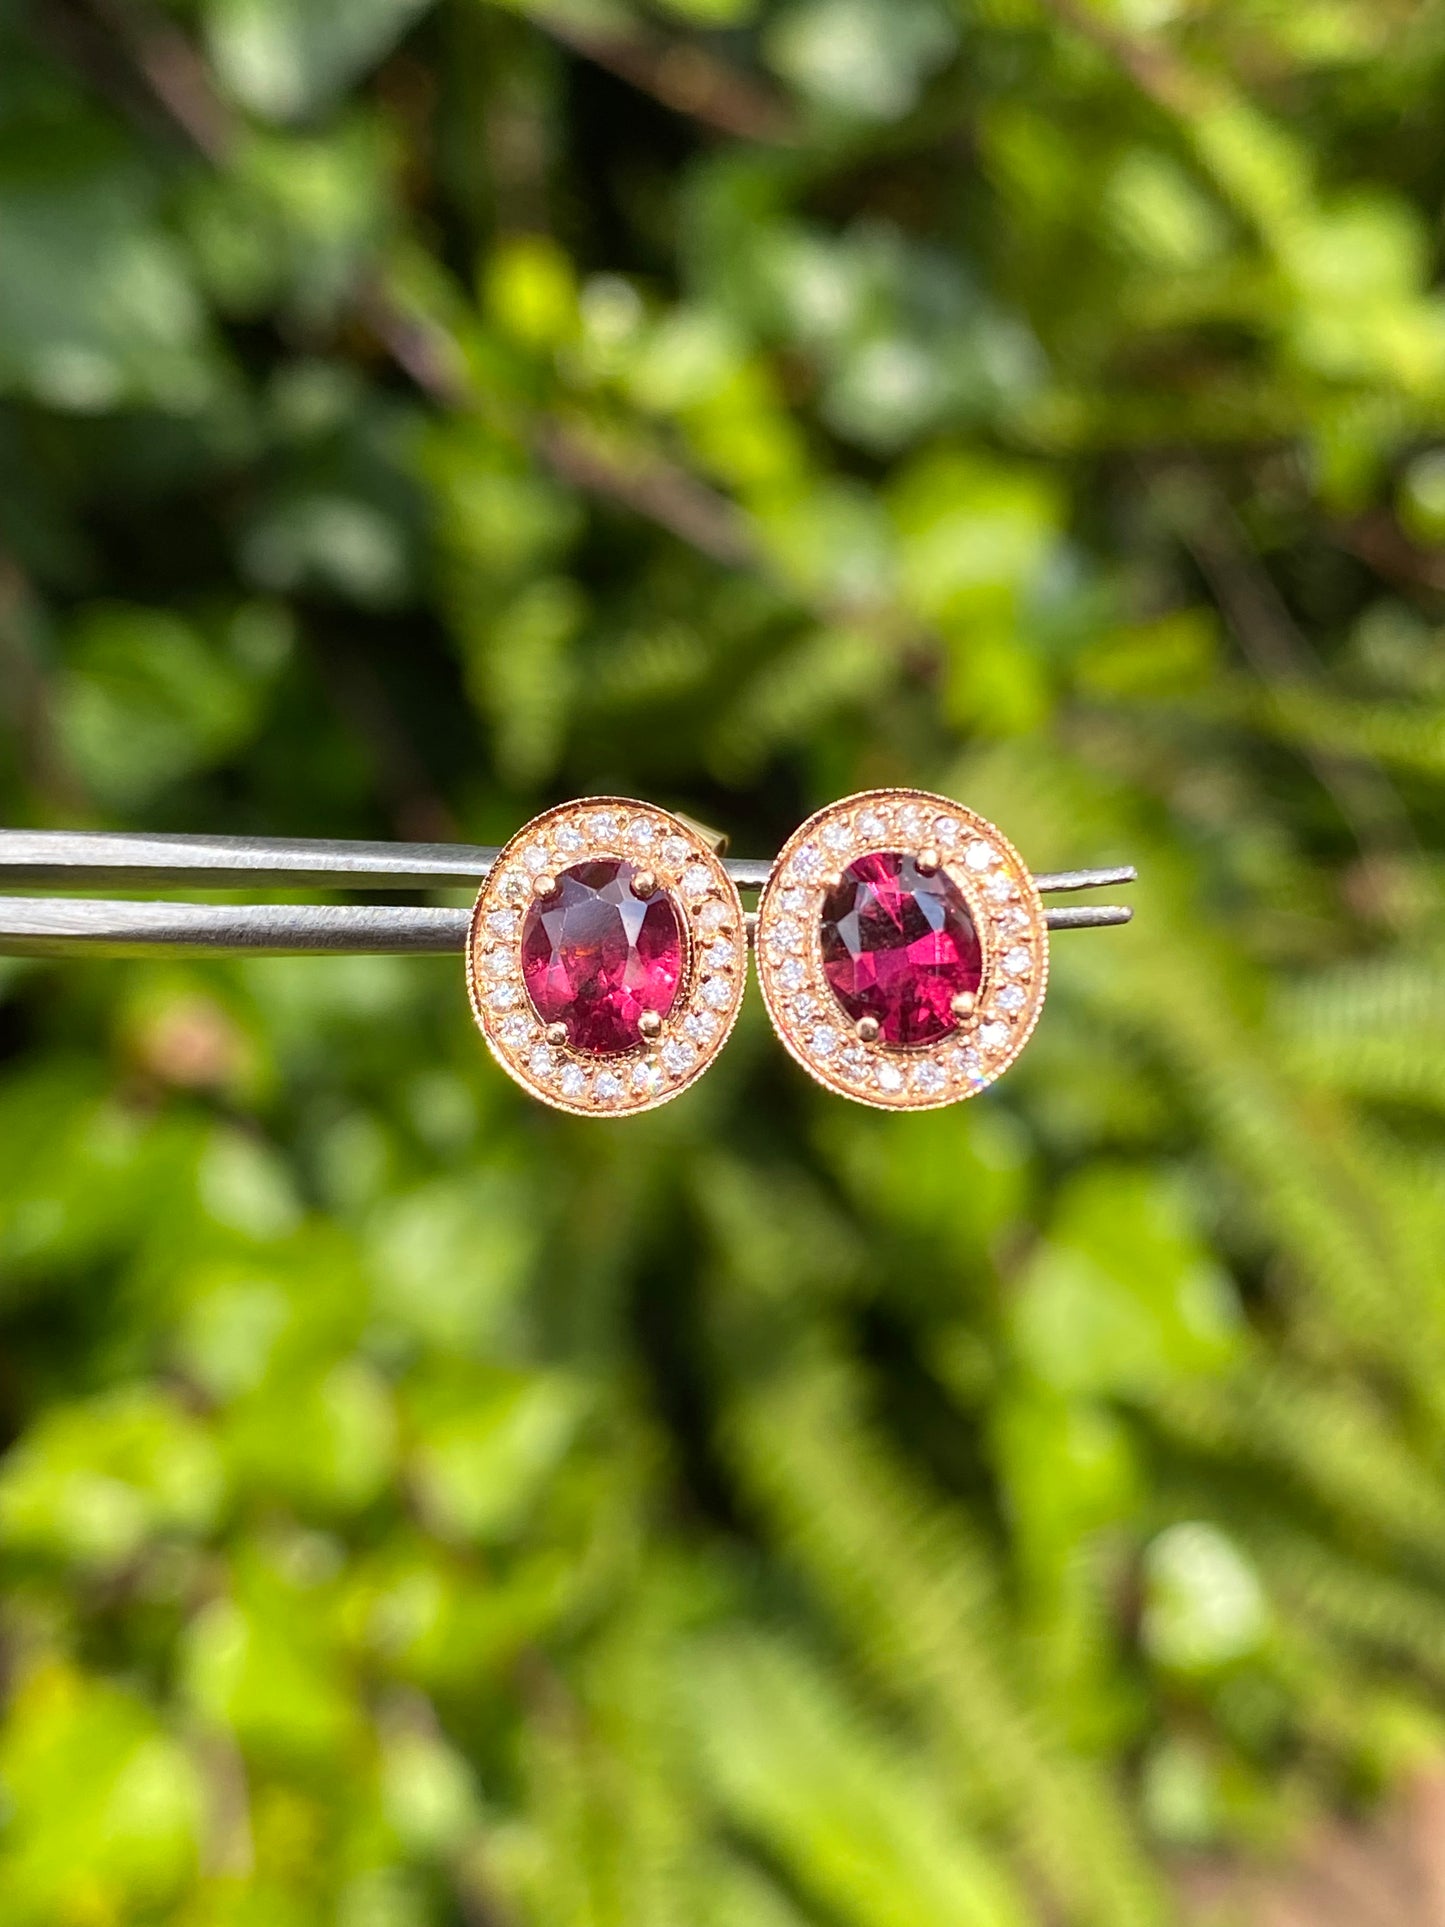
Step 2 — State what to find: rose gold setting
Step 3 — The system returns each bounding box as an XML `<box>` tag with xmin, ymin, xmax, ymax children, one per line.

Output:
<box><xmin>754</xmin><ymin>788</ymin><xmax>1050</xmax><ymax>1111</ymax></box>
<box><xmin>466</xmin><ymin>797</ymin><xmax>745</xmax><ymax>1117</ymax></box>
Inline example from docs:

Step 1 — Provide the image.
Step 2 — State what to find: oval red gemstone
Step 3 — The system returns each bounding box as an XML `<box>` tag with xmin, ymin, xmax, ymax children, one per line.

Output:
<box><xmin>521</xmin><ymin>859</ymin><xmax>685</xmax><ymax>1055</ymax></box>
<box><xmin>820</xmin><ymin>851</ymin><xmax>981</xmax><ymax>1047</ymax></box>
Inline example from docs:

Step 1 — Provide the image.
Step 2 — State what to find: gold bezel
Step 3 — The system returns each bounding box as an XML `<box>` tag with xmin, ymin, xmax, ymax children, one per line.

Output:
<box><xmin>754</xmin><ymin>788</ymin><xmax>1049</xmax><ymax>1111</ymax></box>
<box><xmin>466</xmin><ymin>797</ymin><xmax>745</xmax><ymax>1117</ymax></box>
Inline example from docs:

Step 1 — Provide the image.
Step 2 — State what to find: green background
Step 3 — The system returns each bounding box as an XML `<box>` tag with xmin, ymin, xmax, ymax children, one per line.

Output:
<box><xmin>2</xmin><ymin>0</ymin><xmax>1445</xmax><ymax>1921</ymax></box>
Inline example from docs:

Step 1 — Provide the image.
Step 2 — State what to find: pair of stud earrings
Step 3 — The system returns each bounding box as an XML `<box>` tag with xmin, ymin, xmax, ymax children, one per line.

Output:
<box><xmin>466</xmin><ymin>789</ymin><xmax>1125</xmax><ymax>1117</ymax></box>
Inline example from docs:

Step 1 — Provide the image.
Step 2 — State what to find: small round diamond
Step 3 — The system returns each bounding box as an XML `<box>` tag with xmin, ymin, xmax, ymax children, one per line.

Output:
<box><xmin>594</xmin><ymin>1070</ymin><xmax>624</xmax><ymax>1102</ymax></box>
<box><xmin>682</xmin><ymin>863</ymin><xmax>712</xmax><ymax>898</ymax></box>
<box><xmin>555</xmin><ymin>824</ymin><xmax>584</xmax><ymax>854</ymax></box>
<box><xmin>529</xmin><ymin>1044</ymin><xmax>556</xmax><ymax>1078</ymax></box>
<box><xmin>705</xmin><ymin>941</ymin><xmax>735</xmax><ymax>971</ymax></box>
<box><xmin>628</xmin><ymin>818</ymin><xmax>657</xmax><ymax>850</ymax></box>
<box><xmin>857</xmin><ymin>810</ymin><xmax>886</xmax><ymax>842</ymax></box>
<box><xmin>698</xmin><ymin>900</ymin><xmax>730</xmax><ymax>933</ymax></box>
<box><xmin>793</xmin><ymin>993</ymin><xmax>821</xmax><ymax>1022</ymax></box>
<box><xmin>876</xmin><ymin>1063</ymin><xmax>905</xmax><ymax>1093</ymax></box>
<box><xmin>633</xmin><ymin>1060</ymin><xmax>662</xmax><ymax>1095</ymax></box>
<box><xmin>559</xmin><ymin>1063</ymin><xmax>588</xmax><ymax>1099</ymax></box>
<box><xmin>944</xmin><ymin>1043</ymin><xmax>984</xmax><ymax>1080</ymax></box>
<box><xmin>500</xmin><ymin>1014</ymin><xmax>532</xmax><ymax>1045</ymax></box>
<box><xmin>933</xmin><ymin>816</ymin><xmax>961</xmax><ymax>846</ymax></box>
<box><xmin>778</xmin><ymin>958</ymin><xmax>807</xmax><ymax>992</ymax></box>
<box><xmin>684</xmin><ymin>1010</ymin><xmax>720</xmax><ymax>1044</ymax></box>
<box><xmin>523</xmin><ymin>844</ymin><xmax>550</xmax><ymax>874</ymax></box>
<box><xmin>701</xmin><ymin>977</ymin><xmax>732</xmax><ymax>1011</ymax></box>
<box><xmin>997</xmin><ymin>905</ymin><xmax>1030</xmax><ymax>933</ymax></box>
<box><xmin>822</xmin><ymin>820</ymin><xmax>852</xmax><ymax>851</ymax></box>
<box><xmin>499</xmin><ymin>870</ymin><xmax>527</xmax><ymax>901</ymax></box>
<box><xmin>985</xmin><ymin>873</ymin><xmax>1015</xmax><ymax>903</ymax></box>
<box><xmin>483</xmin><ymin>947</ymin><xmax>512</xmax><ymax>977</ymax></box>
<box><xmin>897</xmin><ymin>805</ymin><xmax>925</xmax><ymax>840</ymax></box>
<box><xmin>661</xmin><ymin>835</ymin><xmax>690</xmax><ymax>867</ymax></box>
<box><xmin>913</xmin><ymin>1062</ymin><xmax>947</xmax><ymax>1096</ymax></box>
<box><xmin>965</xmin><ymin>841</ymin><xmax>995</xmax><ymax>872</ymax></box>
<box><xmin>487</xmin><ymin>909</ymin><xmax>519</xmax><ymax>940</ymax></box>
<box><xmin>979</xmin><ymin>1021</ymin><xmax>1009</xmax><ymax>1051</ymax></box>
<box><xmin>780</xmin><ymin>887</ymin><xmax>807</xmax><ymax>914</ymax></box>
<box><xmin>771</xmin><ymin>916</ymin><xmax>804</xmax><ymax>951</ymax></box>
<box><xmin>586</xmin><ymin>811</ymin><xmax>619</xmax><ymax>842</ymax></box>
<box><xmin>661</xmin><ymin>1038</ymin><xmax>696</xmax><ymax>1076</ymax></box>
<box><xmin>487</xmin><ymin>985</ymin><xmax>518</xmax><ymax>1010</ymax></box>
<box><xmin>1003</xmin><ymin>946</ymin><xmax>1032</xmax><ymax>976</ymax></box>
<box><xmin>808</xmin><ymin>1025</ymin><xmax>839</xmax><ymax>1059</ymax></box>
<box><xmin>791</xmin><ymin>843</ymin><xmax>822</xmax><ymax>881</ymax></box>
<box><xmin>996</xmin><ymin>984</ymin><xmax>1027</xmax><ymax>1014</ymax></box>
<box><xmin>839</xmin><ymin>1045</ymin><xmax>870</xmax><ymax>1079</ymax></box>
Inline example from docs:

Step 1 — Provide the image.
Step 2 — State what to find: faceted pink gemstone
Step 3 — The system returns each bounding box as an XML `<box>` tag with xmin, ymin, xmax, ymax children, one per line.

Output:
<box><xmin>820</xmin><ymin>852</ymin><xmax>981</xmax><ymax>1047</ymax></box>
<box><xmin>521</xmin><ymin>860</ymin><xmax>684</xmax><ymax>1055</ymax></box>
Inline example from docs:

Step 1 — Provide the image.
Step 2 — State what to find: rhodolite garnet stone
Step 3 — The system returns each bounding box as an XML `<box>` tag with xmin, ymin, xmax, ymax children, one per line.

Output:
<box><xmin>522</xmin><ymin>859</ymin><xmax>685</xmax><ymax>1054</ymax></box>
<box><xmin>820</xmin><ymin>851</ymin><xmax>982</xmax><ymax>1047</ymax></box>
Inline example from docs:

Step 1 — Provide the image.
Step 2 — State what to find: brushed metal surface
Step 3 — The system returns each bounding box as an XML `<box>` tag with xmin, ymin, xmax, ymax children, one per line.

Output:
<box><xmin>0</xmin><ymin>830</ymin><xmax>1131</xmax><ymax>900</ymax></box>
<box><xmin>0</xmin><ymin>894</ymin><xmax>1129</xmax><ymax>956</ymax></box>
<box><xmin>0</xmin><ymin>898</ymin><xmax>470</xmax><ymax>958</ymax></box>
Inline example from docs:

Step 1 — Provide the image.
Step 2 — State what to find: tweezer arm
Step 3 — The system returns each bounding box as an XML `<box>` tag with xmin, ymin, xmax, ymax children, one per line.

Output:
<box><xmin>0</xmin><ymin>830</ymin><xmax>506</xmax><ymax>893</ymax></box>
<box><xmin>0</xmin><ymin>900</ymin><xmax>473</xmax><ymax>958</ymax></box>
<box><xmin>0</xmin><ymin>897</ymin><xmax>1131</xmax><ymax>959</ymax></box>
<box><xmin>0</xmin><ymin>831</ymin><xmax>1135</xmax><ymax>900</ymax></box>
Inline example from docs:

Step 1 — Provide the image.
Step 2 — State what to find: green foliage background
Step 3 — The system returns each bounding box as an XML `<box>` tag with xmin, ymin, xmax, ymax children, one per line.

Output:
<box><xmin>2</xmin><ymin>0</ymin><xmax>1445</xmax><ymax>1920</ymax></box>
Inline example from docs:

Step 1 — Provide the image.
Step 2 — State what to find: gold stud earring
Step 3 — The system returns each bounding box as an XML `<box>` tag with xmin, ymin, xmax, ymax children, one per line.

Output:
<box><xmin>755</xmin><ymin>789</ymin><xmax>1048</xmax><ymax>1109</ymax></box>
<box><xmin>467</xmin><ymin>798</ymin><xmax>745</xmax><ymax>1115</ymax></box>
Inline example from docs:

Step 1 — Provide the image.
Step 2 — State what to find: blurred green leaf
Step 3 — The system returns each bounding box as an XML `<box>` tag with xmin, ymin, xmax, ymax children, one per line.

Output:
<box><xmin>55</xmin><ymin>607</ymin><xmax>271</xmax><ymax>808</ymax></box>
<box><xmin>0</xmin><ymin>149</ymin><xmax>212</xmax><ymax>411</ymax></box>
<box><xmin>0</xmin><ymin>1665</ymin><xmax>200</xmax><ymax>1923</ymax></box>
<box><xmin>206</xmin><ymin>0</ymin><xmax>439</xmax><ymax>121</ymax></box>
<box><xmin>0</xmin><ymin>1388</ymin><xmax>222</xmax><ymax>1572</ymax></box>
<box><xmin>696</xmin><ymin>1633</ymin><xmax>1029</xmax><ymax>1927</ymax></box>
<box><xmin>764</xmin><ymin>0</ymin><xmax>956</xmax><ymax>119</ymax></box>
<box><xmin>1012</xmin><ymin>1168</ymin><xmax>1241</xmax><ymax>1397</ymax></box>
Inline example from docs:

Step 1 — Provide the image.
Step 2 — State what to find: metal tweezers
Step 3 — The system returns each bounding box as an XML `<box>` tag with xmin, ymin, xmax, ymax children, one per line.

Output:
<box><xmin>0</xmin><ymin>830</ymin><xmax>1134</xmax><ymax>958</ymax></box>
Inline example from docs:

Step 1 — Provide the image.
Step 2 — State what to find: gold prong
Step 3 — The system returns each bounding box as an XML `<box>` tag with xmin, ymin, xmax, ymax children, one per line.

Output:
<box><xmin>855</xmin><ymin>1016</ymin><xmax>881</xmax><ymax>1044</ymax></box>
<box><xmin>822</xmin><ymin>872</ymin><xmax>843</xmax><ymax>893</ymax></box>
<box><xmin>951</xmin><ymin>991</ymin><xmax>976</xmax><ymax>1019</ymax></box>
<box><xmin>631</xmin><ymin>869</ymin><xmax>658</xmax><ymax>900</ymax></box>
<box><xmin>916</xmin><ymin>846</ymin><xmax>941</xmax><ymax>877</ymax></box>
<box><xmin>638</xmin><ymin>1010</ymin><xmax>663</xmax><ymax>1041</ymax></box>
<box><xmin>545</xmin><ymin>1022</ymin><xmax>569</xmax><ymax>1048</ymax></box>
<box><xmin>532</xmin><ymin>872</ymin><xmax>558</xmax><ymax>899</ymax></box>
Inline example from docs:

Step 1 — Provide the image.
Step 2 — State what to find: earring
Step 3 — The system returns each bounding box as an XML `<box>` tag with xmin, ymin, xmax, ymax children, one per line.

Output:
<box><xmin>755</xmin><ymin>789</ymin><xmax>1048</xmax><ymax>1110</ymax></box>
<box><xmin>467</xmin><ymin>798</ymin><xmax>746</xmax><ymax>1115</ymax></box>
